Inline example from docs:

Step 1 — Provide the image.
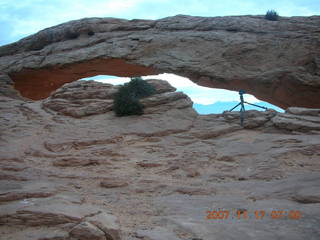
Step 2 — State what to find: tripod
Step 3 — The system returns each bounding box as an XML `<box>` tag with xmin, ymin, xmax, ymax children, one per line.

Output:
<box><xmin>229</xmin><ymin>90</ymin><xmax>268</xmax><ymax>126</ymax></box>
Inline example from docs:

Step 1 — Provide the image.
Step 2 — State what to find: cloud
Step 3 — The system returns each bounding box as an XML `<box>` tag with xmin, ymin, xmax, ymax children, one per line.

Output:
<box><xmin>143</xmin><ymin>74</ymin><xmax>260</xmax><ymax>104</ymax></box>
<box><xmin>1</xmin><ymin>0</ymin><xmax>319</xmax><ymax>45</ymax></box>
<box><xmin>143</xmin><ymin>73</ymin><xmax>195</xmax><ymax>88</ymax></box>
<box><xmin>179</xmin><ymin>86</ymin><xmax>260</xmax><ymax>105</ymax></box>
<box><xmin>82</xmin><ymin>75</ymin><xmax>131</xmax><ymax>85</ymax></box>
<box><xmin>82</xmin><ymin>74</ymin><xmax>261</xmax><ymax>105</ymax></box>
<box><xmin>0</xmin><ymin>0</ymin><xmax>146</xmax><ymax>44</ymax></box>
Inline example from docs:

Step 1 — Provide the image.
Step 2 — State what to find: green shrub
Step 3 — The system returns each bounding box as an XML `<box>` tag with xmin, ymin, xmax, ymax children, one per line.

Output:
<box><xmin>127</xmin><ymin>77</ymin><xmax>156</xmax><ymax>98</ymax></box>
<box><xmin>265</xmin><ymin>10</ymin><xmax>279</xmax><ymax>21</ymax></box>
<box><xmin>113</xmin><ymin>92</ymin><xmax>144</xmax><ymax>116</ymax></box>
<box><xmin>113</xmin><ymin>77</ymin><xmax>156</xmax><ymax>117</ymax></box>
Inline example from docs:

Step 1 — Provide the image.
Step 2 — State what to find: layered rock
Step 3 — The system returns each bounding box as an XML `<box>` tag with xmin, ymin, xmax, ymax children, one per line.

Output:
<box><xmin>0</xmin><ymin>15</ymin><xmax>320</xmax><ymax>108</ymax></box>
<box><xmin>42</xmin><ymin>80</ymin><xmax>117</xmax><ymax>118</ymax></box>
<box><xmin>42</xmin><ymin>79</ymin><xmax>182</xmax><ymax>118</ymax></box>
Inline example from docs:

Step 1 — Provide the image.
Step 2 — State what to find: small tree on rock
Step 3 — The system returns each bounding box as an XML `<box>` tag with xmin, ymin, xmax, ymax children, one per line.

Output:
<box><xmin>113</xmin><ymin>77</ymin><xmax>156</xmax><ymax>117</ymax></box>
<box><xmin>265</xmin><ymin>10</ymin><xmax>279</xmax><ymax>21</ymax></box>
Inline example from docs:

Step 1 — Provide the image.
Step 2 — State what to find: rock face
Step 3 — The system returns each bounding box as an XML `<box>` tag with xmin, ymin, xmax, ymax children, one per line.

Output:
<box><xmin>42</xmin><ymin>79</ymin><xmax>180</xmax><ymax>118</ymax></box>
<box><xmin>0</xmin><ymin>15</ymin><xmax>320</xmax><ymax>108</ymax></box>
<box><xmin>0</xmin><ymin>79</ymin><xmax>320</xmax><ymax>240</ymax></box>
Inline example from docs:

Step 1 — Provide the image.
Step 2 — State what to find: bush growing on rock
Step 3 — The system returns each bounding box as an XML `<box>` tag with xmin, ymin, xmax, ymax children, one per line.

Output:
<box><xmin>127</xmin><ymin>77</ymin><xmax>156</xmax><ymax>98</ymax></box>
<box><xmin>113</xmin><ymin>86</ymin><xmax>144</xmax><ymax>116</ymax></box>
<box><xmin>113</xmin><ymin>77</ymin><xmax>155</xmax><ymax>117</ymax></box>
<box><xmin>265</xmin><ymin>10</ymin><xmax>279</xmax><ymax>21</ymax></box>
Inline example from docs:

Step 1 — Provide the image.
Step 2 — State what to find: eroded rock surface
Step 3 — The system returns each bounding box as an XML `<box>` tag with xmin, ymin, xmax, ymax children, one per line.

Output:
<box><xmin>0</xmin><ymin>79</ymin><xmax>320</xmax><ymax>240</ymax></box>
<box><xmin>0</xmin><ymin>15</ymin><xmax>320</xmax><ymax>108</ymax></box>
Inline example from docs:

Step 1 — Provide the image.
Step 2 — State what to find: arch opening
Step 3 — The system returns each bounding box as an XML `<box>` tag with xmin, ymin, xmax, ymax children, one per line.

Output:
<box><xmin>80</xmin><ymin>73</ymin><xmax>284</xmax><ymax>114</ymax></box>
<box><xmin>8</xmin><ymin>58</ymin><xmax>284</xmax><ymax>112</ymax></box>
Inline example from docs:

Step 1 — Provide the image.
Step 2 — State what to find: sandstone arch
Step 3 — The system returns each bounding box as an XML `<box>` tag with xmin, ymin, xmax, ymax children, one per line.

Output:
<box><xmin>10</xmin><ymin>58</ymin><xmax>157</xmax><ymax>100</ymax></box>
<box><xmin>0</xmin><ymin>15</ymin><xmax>319</xmax><ymax>108</ymax></box>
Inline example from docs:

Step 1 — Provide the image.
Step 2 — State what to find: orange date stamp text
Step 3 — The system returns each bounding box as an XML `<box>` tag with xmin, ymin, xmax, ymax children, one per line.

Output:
<box><xmin>206</xmin><ymin>209</ymin><xmax>301</xmax><ymax>220</ymax></box>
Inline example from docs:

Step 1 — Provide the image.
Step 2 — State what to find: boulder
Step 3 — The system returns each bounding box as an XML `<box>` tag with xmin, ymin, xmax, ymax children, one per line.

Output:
<box><xmin>86</xmin><ymin>212</ymin><xmax>122</xmax><ymax>240</ymax></box>
<box><xmin>42</xmin><ymin>79</ymin><xmax>194</xmax><ymax>118</ymax></box>
<box><xmin>69</xmin><ymin>221</ymin><xmax>106</xmax><ymax>240</ymax></box>
<box><xmin>271</xmin><ymin>112</ymin><xmax>320</xmax><ymax>131</ymax></box>
<box><xmin>286</xmin><ymin>107</ymin><xmax>320</xmax><ymax>116</ymax></box>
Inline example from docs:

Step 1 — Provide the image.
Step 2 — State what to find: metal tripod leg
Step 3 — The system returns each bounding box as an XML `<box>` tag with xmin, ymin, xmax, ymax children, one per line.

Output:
<box><xmin>229</xmin><ymin>102</ymin><xmax>241</xmax><ymax>112</ymax></box>
<box><xmin>244</xmin><ymin>101</ymin><xmax>268</xmax><ymax>110</ymax></box>
<box><xmin>240</xmin><ymin>102</ymin><xmax>245</xmax><ymax>126</ymax></box>
<box><xmin>228</xmin><ymin>90</ymin><xmax>270</xmax><ymax>126</ymax></box>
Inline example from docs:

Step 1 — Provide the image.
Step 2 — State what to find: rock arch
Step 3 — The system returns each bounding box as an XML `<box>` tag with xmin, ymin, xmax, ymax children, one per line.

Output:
<box><xmin>0</xmin><ymin>15</ymin><xmax>319</xmax><ymax>108</ymax></box>
<box><xmin>9</xmin><ymin>58</ymin><xmax>157</xmax><ymax>100</ymax></box>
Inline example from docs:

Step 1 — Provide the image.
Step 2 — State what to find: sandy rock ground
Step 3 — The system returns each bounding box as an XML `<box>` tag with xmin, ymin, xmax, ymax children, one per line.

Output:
<box><xmin>0</xmin><ymin>80</ymin><xmax>320</xmax><ymax>240</ymax></box>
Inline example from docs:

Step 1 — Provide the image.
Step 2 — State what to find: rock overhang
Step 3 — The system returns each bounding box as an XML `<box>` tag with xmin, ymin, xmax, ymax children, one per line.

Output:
<box><xmin>0</xmin><ymin>14</ymin><xmax>319</xmax><ymax>108</ymax></box>
<box><xmin>9</xmin><ymin>58</ymin><xmax>158</xmax><ymax>100</ymax></box>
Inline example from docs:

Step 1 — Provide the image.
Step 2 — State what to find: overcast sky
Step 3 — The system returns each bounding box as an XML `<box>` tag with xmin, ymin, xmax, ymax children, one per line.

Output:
<box><xmin>1</xmin><ymin>0</ymin><xmax>318</xmax><ymax>46</ymax></box>
<box><xmin>1</xmin><ymin>0</ymin><xmax>317</xmax><ymax>106</ymax></box>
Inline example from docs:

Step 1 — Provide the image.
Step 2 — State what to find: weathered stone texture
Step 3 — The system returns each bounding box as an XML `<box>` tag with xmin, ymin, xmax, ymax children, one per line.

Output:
<box><xmin>0</xmin><ymin>15</ymin><xmax>319</xmax><ymax>108</ymax></box>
